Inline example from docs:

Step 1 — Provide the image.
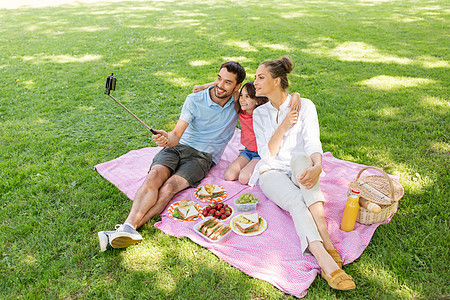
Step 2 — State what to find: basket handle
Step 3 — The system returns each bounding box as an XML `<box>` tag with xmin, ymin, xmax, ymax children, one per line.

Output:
<box><xmin>356</xmin><ymin>166</ymin><xmax>396</xmax><ymax>202</ymax></box>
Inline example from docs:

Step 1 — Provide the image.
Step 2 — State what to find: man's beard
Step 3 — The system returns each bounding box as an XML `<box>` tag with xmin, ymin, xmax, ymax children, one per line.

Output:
<box><xmin>214</xmin><ymin>86</ymin><xmax>232</xmax><ymax>99</ymax></box>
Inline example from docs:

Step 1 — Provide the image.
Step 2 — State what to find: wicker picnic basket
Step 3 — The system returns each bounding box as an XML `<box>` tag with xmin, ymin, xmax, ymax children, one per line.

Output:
<box><xmin>348</xmin><ymin>166</ymin><xmax>404</xmax><ymax>225</ymax></box>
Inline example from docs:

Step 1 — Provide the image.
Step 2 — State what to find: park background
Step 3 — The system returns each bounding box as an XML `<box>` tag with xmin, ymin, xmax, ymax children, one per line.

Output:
<box><xmin>0</xmin><ymin>0</ymin><xmax>448</xmax><ymax>299</ymax></box>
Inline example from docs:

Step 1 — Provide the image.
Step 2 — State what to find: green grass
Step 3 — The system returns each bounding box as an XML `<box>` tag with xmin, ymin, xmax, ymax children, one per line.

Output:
<box><xmin>0</xmin><ymin>0</ymin><xmax>448</xmax><ymax>299</ymax></box>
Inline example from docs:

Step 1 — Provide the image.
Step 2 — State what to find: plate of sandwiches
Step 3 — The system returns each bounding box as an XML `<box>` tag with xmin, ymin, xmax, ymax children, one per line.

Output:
<box><xmin>194</xmin><ymin>184</ymin><xmax>227</xmax><ymax>203</ymax></box>
<box><xmin>230</xmin><ymin>212</ymin><xmax>267</xmax><ymax>236</ymax></box>
<box><xmin>167</xmin><ymin>200</ymin><xmax>202</xmax><ymax>222</ymax></box>
<box><xmin>193</xmin><ymin>216</ymin><xmax>232</xmax><ymax>243</ymax></box>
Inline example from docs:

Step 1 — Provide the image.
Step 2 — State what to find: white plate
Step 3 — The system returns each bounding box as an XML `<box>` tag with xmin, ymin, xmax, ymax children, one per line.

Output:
<box><xmin>194</xmin><ymin>185</ymin><xmax>227</xmax><ymax>203</ymax></box>
<box><xmin>230</xmin><ymin>214</ymin><xmax>268</xmax><ymax>236</ymax></box>
<box><xmin>167</xmin><ymin>200</ymin><xmax>202</xmax><ymax>222</ymax></box>
<box><xmin>193</xmin><ymin>217</ymin><xmax>232</xmax><ymax>243</ymax></box>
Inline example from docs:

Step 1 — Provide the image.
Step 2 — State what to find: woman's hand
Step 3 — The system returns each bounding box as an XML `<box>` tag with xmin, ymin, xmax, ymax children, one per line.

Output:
<box><xmin>298</xmin><ymin>164</ymin><xmax>322</xmax><ymax>189</ymax></box>
<box><xmin>193</xmin><ymin>82</ymin><xmax>214</xmax><ymax>93</ymax></box>
<box><xmin>289</xmin><ymin>92</ymin><xmax>301</xmax><ymax>112</ymax></box>
<box><xmin>152</xmin><ymin>130</ymin><xmax>170</xmax><ymax>147</ymax></box>
<box><xmin>192</xmin><ymin>85</ymin><xmax>203</xmax><ymax>93</ymax></box>
<box><xmin>281</xmin><ymin>110</ymin><xmax>299</xmax><ymax>130</ymax></box>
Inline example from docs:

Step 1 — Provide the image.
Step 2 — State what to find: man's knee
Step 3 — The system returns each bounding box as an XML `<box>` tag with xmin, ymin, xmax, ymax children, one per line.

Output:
<box><xmin>144</xmin><ymin>166</ymin><xmax>171</xmax><ymax>190</ymax></box>
<box><xmin>158</xmin><ymin>176</ymin><xmax>189</xmax><ymax>201</ymax></box>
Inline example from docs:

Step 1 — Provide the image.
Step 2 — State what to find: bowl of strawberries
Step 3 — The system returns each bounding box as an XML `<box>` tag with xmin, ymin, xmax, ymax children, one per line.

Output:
<box><xmin>201</xmin><ymin>202</ymin><xmax>234</xmax><ymax>220</ymax></box>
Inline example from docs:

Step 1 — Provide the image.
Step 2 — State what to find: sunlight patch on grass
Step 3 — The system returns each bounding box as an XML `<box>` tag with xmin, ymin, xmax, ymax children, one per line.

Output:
<box><xmin>303</xmin><ymin>40</ymin><xmax>448</xmax><ymax>68</ymax></box>
<box><xmin>257</xmin><ymin>42</ymin><xmax>293</xmax><ymax>52</ymax></box>
<box><xmin>398</xmin><ymin>166</ymin><xmax>433</xmax><ymax>194</ymax></box>
<box><xmin>388</xmin><ymin>14</ymin><xmax>424</xmax><ymax>23</ymax></box>
<box><xmin>78</xmin><ymin>106</ymin><xmax>96</xmax><ymax>111</ymax></box>
<box><xmin>147</xmin><ymin>36</ymin><xmax>173</xmax><ymax>43</ymax></box>
<box><xmin>154</xmin><ymin>71</ymin><xmax>193</xmax><ymax>88</ymax></box>
<box><xmin>225</xmin><ymin>40</ymin><xmax>258</xmax><ymax>52</ymax></box>
<box><xmin>280</xmin><ymin>12</ymin><xmax>306</xmax><ymax>18</ymax></box>
<box><xmin>23</xmin><ymin>253</ymin><xmax>38</xmax><ymax>267</ymax></box>
<box><xmin>416</xmin><ymin>56</ymin><xmax>449</xmax><ymax>68</ymax></box>
<box><xmin>20</xmin><ymin>79</ymin><xmax>35</xmax><ymax>89</ymax></box>
<box><xmin>164</xmin><ymin>120</ymin><xmax>178</xmax><ymax>131</ymax></box>
<box><xmin>358</xmin><ymin>260</ymin><xmax>421</xmax><ymax>299</ymax></box>
<box><xmin>377</xmin><ymin>107</ymin><xmax>400</xmax><ymax>117</ymax></box>
<box><xmin>33</xmin><ymin>118</ymin><xmax>49</xmax><ymax>124</ymax></box>
<box><xmin>358</xmin><ymin>75</ymin><xmax>435</xmax><ymax>91</ymax></box>
<box><xmin>329</xmin><ymin>41</ymin><xmax>410</xmax><ymax>64</ymax></box>
<box><xmin>19</xmin><ymin>54</ymin><xmax>102</xmax><ymax>64</ymax></box>
<box><xmin>189</xmin><ymin>59</ymin><xmax>213</xmax><ymax>67</ymax></box>
<box><xmin>355</xmin><ymin>0</ymin><xmax>400</xmax><ymax>4</ymax></box>
<box><xmin>430</xmin><ymin>141</ymin><xmax>450</xmax><ymax>154</ymax></box>
<box><xmin>113</xmin><ymin>59</ymin><xmax>131</xmax><ymax>67</ymax></box>
<box><xmin>71</xmin><ymin>26</ymin><xmax>109</xmax><ymax>32</ymax></box>
<box><xmin>409</xmin><ymin>5</ymin><xmax>443</xmax><ymax>12</ymax></box>
<box><xmin>0</xmin><ymin>0</ymin><xmax>102</xmax><ymax>9</ymax></box>
<box><xmin>121</xmin><ymin>245</ymin><xmax>162</xmax><ymax>272</ymax></box>
<box><xmin>222</xmin><ymin>56</ymin><xmax>252</xmax><ymax>63</ymax></box>
<box><xmin>421</xmin><ymin>95</ymin><xmax>449</xmax><ymax>109</ymax></box>
<box><xmin>173</xmin><ymin>10</ymin><xmax>207</xmax><ymax>18</ymax></box>
<box><xmin>155</xmin><ymin>19</ymin><xmax>201</xmax><ymax>29</ymax></box>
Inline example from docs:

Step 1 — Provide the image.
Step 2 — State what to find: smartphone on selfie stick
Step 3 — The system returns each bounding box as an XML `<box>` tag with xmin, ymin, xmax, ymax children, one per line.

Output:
<box><xmin>104</xmin><ymin>73</ymin><xmax>158</xmax><ymax>135</ymax></box>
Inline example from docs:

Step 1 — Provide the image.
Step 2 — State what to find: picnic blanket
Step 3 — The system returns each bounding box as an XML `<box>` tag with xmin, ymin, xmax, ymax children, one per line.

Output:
<box><xmin>94</xmin><ymin>129</ymin><xmax>399</xmax><ymax>298</ymax></box>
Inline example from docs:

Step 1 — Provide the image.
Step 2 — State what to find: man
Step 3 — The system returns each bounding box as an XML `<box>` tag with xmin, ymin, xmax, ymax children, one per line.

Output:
<box><xmin>98</xmin><ymin>62</ymin><xmax>246</xmax><ymax>251</ymax></box>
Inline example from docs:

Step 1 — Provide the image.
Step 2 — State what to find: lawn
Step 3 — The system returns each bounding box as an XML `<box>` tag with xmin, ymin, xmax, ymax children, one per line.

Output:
<box><xmin>0</xmin><ymin>0</ymin><xmax>448</xmax><ymax>299</ymax></box>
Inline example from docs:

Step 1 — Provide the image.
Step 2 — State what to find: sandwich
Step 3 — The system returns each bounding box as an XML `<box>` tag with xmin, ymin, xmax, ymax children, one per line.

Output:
<box><xmin>197</xmin><ymin>217</ymin><xmax>231</xmax><ymax>241</ymax></box>
<box><xmin>197</xmin><ymin>184</ymin><xmax>224</xmax><ymax>198</ymax></box>
<box><xmin>175</xmin><ymin>200</ymin><xmax>200</xmax><ymax>220</ymax></box>
<box><xmin>234</xmin><ymin>213</ymin><xmax>261</xmax><ymax>234</ymax></box>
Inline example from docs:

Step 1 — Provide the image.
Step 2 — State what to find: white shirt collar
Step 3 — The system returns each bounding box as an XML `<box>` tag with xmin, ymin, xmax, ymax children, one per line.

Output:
<box><xmin>268</xmin><ymin>94</ymin><xmax>292</xmax><ymax>112</ymax></box>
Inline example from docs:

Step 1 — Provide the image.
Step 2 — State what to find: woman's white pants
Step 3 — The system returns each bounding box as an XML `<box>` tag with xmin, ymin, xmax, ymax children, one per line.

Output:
<box><xmin>259</xmin><ymin>153</ymin><xmax>325</xmax><ymax>255</ymax></box>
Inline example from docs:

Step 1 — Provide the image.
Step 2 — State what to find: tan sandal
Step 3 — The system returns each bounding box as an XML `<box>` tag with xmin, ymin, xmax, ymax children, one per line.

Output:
<box><xmin>327</xmin><ymin>249</ymin><xmax>343</xmax><ymax>268</ymax></box>
<box><xmin>321</xmin><ymin>269</ymin><xmax>356</xmax><ymax>290</ymax></box>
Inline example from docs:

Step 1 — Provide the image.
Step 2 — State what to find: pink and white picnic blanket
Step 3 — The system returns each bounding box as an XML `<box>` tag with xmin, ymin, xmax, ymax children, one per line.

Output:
<box><xmin>94</xmin><ymin>129</ymin><xmax>398</xmax><ymax>298</ymax></box>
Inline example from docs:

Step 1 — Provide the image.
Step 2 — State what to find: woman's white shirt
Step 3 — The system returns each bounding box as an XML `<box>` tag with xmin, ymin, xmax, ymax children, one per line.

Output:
<box><xmin>248</xmin><ymin>94</ymin><xmax>323</xmax><ymax>186</ymax></box>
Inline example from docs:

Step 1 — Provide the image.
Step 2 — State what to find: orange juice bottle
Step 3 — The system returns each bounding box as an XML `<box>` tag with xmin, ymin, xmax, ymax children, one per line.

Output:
<box><xmin>340</xmin><ymin>189</ymin><xmax>360</xmax><ymax>232</ymax></box>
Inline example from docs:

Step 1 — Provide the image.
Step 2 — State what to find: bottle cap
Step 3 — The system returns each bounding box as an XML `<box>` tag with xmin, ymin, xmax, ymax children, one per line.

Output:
<box><xmin>351</xmin><ymin>189</ymin><xmax>360</xmax><ymax>194</ymax></box>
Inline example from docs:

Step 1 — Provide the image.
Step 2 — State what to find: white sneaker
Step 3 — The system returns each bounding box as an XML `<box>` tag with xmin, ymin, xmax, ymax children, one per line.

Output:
<box><xmin>98</xmin><ymin>230</ymin><xmax>115</xmax><ymax>252</ymax></box>
<box><xmin>109</xmin><ymin>224</ymin><xmax>143</xmax><ymax>249</ymax></box>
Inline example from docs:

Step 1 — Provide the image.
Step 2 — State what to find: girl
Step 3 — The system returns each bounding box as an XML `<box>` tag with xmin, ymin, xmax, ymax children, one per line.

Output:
<box><xmin>252</xmin><ymin>56</ymin><xmax>356</xmax><ymax>290</ymax></box>
<box><xmin>193</xmin><ymin>81</ymin><xmax>301</xmax><ymax>185</ymax></box>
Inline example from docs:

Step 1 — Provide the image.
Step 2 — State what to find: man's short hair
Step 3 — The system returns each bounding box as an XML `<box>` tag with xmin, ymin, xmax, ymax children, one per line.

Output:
<box><xmin>220</xmin><ymin>61</ymin><xmax>246</xmax><ymax>84</ymax></box>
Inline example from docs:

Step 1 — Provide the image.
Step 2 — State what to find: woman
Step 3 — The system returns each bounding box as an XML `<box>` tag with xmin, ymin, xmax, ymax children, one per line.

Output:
<box><xmin>251</xmin><ymin>56</ymin><xmax>356</xmax><ymax>290</ymax></box>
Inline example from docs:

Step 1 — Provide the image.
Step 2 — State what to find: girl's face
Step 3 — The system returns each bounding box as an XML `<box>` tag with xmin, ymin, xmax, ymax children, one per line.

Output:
<box><xmin>254</xmin><ymin>64</ymin><xmax>277</xmax><ymax>97</ymax></box>
<box><xmin>239</xmin><ymin>86</ymin><xmax>258</xmax><ymax>113</ymax></box>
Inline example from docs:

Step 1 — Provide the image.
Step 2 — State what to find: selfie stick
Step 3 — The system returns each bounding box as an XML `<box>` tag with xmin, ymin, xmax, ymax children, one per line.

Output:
<box><xmin>104</xmin><ymin>73</ymin><xmax>157</xmax><ymax>135</ymax></box>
